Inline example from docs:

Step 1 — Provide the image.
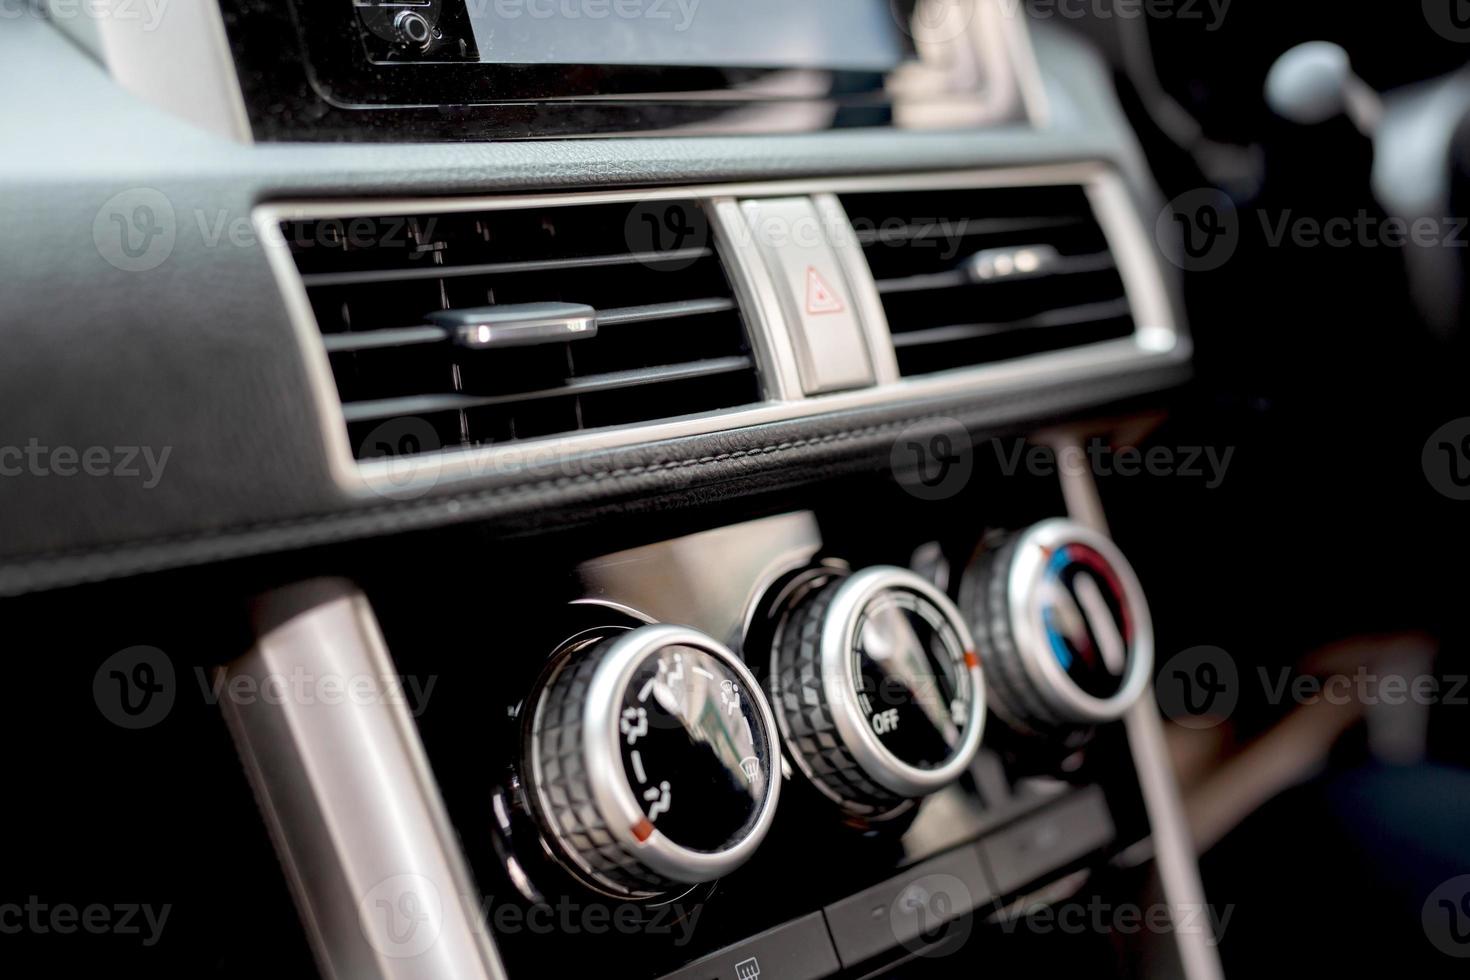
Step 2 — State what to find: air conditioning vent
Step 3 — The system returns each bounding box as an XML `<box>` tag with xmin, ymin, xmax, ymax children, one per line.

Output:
<box><xmin>281</xmin><ymin>200</ymin><xmax>761</xmax><ymax>459</ymax></box>
<box><xmin>840</xmin><ymin>185</ymin><xmax>1136</xmax><ymax>378</ymax></box>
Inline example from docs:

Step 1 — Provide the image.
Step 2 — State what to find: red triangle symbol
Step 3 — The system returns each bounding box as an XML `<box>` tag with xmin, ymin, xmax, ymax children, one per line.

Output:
<box><xmin>805</xmin><ymin>266</ymin><xmax>846</xmax><ymax>316</ymax></box>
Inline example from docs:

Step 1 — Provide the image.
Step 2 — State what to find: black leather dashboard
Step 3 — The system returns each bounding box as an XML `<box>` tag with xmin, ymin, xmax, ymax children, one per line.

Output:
<box><xmin>0</xmin><ymin>17</ymin><xmax>1184</xmax><ymax>597</ymax></box>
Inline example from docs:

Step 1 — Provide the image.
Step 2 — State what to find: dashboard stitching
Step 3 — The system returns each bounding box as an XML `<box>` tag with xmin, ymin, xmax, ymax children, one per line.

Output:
<box><xmin>0</xmin><ymin>363</ymin><xmax>1188</xmax><ymax>586</ymax></box>
<box><xmin>11</xmin><ymin>420</ymin><xmax>921</xmax><ymax>560</ymax></box>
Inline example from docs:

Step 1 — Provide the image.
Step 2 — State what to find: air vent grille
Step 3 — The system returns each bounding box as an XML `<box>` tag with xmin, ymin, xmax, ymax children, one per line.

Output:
<box><xmin>282</xmin><ymin>200</ymin><xmax>761</xmax><ymax>460</ymax></box>
<box><xmin>840</xmin><ymin>185</ymin><xmax>1136</xmax><ymax>377</ymax></box>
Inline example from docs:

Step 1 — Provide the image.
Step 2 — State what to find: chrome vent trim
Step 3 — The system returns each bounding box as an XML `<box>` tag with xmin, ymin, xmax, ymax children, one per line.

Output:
<box><xmin>840</xmin><ymin>182</ymin><xmax>1140</xmax><ymax>378</ymax></box>
<box><xmin>275</xmin><ymin>198</ymin><xmax>763</xmax><ymax>465</ymax></box>
<box><xmin>256</xmin><ymin>164</ymin><xmax>1186</xmax><ymax>498</ymax></box>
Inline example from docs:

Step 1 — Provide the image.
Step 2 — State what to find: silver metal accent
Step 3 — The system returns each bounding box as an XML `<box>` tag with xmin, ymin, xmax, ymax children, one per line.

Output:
<box><xmin>1002</xmin><ymin>519</ymin><xmax>1154</xmax><ymax>725</ymax></box>
<box><xmin>254</xmin><ymin>163</ymin><xmax>1187</xmax><ymax>498</ymax></box>
<box><xmin>300</xmin><ymin>248</ymin><xmax>715</xmax><ymax>287</ymax></box>
<box><xmin>394</xmin><ymin>9</ymin><xmax>434</xmax><ymax>46</ymax></box>
<box><xmin>46</xmin><ymin>0</ymin><xmax>252</xmax><ymax>143</ymax></box>
<box><xmin>529</xmin><ymin>625</ymin><xmax>782</xmax><ymax>888</ymax></box>
<box><xmin>578</xmin><ymin>512</ymin><xmax>823</xmax><ymax>648</ymax></box>
<box><xmin>1049</xmin><ymin>435</ymin><xmax>1225</xmax><ymax>980</ymax></box>
<box><xmin>220</xmin><ymin>579</ymin><xmax>504</xmax><ymax>980</ymax></box>
<box><xmin>812</xmin><ymin>193</ymin><xmax>903</xmax><ymax>385</ymax></box>
<box><xmin>964</xmin><ymin>244</ymin><xmax>1061</xmax><ymax>282</ymax></box>
<box><xmin>738</xmin><ymin>197</ymin><xmax>875</xmax><ymax>395</ymax></box>
<box><xmin>339</xmin><ymin>356</ymin><xmax>754</xmax><ymax>424</ymax></box>
<box><xmin>816</xmin><ymin>567</ymin><xmax>987</xmax><ymax>798</ymax></box>
<box><xmin>709</xmin><ymin>197</ymin><xmax>805</xmax><ymax>401</ymax></box>
<box><xmin>427</xmin><ymin>303</ymin><xmax>598</xmax><ymax>350</ymax></box>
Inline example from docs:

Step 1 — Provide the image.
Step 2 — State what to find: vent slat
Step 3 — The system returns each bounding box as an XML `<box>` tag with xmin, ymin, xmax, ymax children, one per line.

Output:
<box><xmin>340</xmin><ymin>356</ymin><xmax>755</xmax><ymax>424</ymax></box>
<box><xmin>300</xmin><ymin>247</ymin><xmax>715</xmax><ymax>287</ymax></box>
<box><xmin>841</xmin><ymin>184</ymin><xmax>1136</xmax><ymax>378</ymax></box>
<box><xmin>598</xmin><ymin>297</ymin><xmax>737</xmax><ymax>326</ymax></box>
<box><xmin>873</xmin><ymin>251</ymin><xmax>1117</xmax><ymax>296</ymax></box>
<box><xmin>322</xmin><ymin>326</ymin><xmax>450</xmax><ymax>353</ymax></box>
<box><xmin>319</xmin><ymin>297</ymin><xmax>739</xmax><ymax>354</ymax></box>
<box><xmin>850</xmin><ymin>214</ymin><xmax>1084</xmax><ymax>246</ymax></box>
<box><xmin>889</xmin><ymin>299</ymin><xmax>1134</xmax><ymax>349</ymax></box>
<box><xmin>286</xmin><ymin>199</ymin><xmax>760</xmax><ymax>459</ymax></box>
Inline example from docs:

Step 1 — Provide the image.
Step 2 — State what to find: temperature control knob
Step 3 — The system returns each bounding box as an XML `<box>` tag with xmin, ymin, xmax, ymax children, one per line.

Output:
<box><xmin>960</xmin><ymin>520</ymin><xmax>1153</xmax><ymax>734</ymax></box>
<box><xmin>524</xmin><ymin>625</ymin><xmax>780</xmax><ymax>898</ymax></box>
<box><xmin>769</xmin><ymin>567</ymin><xmax>986</xmax><ymax>816</ymax></box>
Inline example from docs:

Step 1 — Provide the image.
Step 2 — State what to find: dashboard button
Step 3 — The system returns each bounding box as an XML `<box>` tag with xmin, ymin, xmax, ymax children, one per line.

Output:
<box><xmin>960</xmin><ymin>519</ymin><xmax>1154</xmax><ymax>734</ymax></box>
<box><xmin>979</xmin><ymin>786</ymin><xmax>1115</xmax><ymax>895</ymax></box>
<box><xmin>768</xmin><ymin>566</ymin><xmax>986</xmax><ymax>816</ymax></box>
<box><xmin>740</xmin><ymin>197</ymin><xmax>875</xmax><ymax>395</ymax></box>
<box><xmin>523</xmin><ymin>625</ymin><xmax>781</xmax><ymax>898</ymax></box>
<box><xmin>660</xmin><ymin>913</ymin><xmax>839</xmax><ymax>980</ymax></box>
<box><xmin>822</xmin><ymin>845</ymin><xmax>994</xmax><ymax>968</ymax></box>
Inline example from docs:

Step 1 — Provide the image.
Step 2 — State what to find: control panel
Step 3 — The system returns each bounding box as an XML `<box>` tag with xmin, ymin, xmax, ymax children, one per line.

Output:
<box><xmin>357</xmin><ymin>497</ymin><xmax>1170</xmax><ymax>980</ymax></box>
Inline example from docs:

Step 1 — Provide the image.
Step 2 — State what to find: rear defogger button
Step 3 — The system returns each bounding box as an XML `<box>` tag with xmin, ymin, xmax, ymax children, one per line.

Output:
<box><xmin>740</xmin><ymin>197</ymin><xmax>876</xmax><ymax>395</ymax></box>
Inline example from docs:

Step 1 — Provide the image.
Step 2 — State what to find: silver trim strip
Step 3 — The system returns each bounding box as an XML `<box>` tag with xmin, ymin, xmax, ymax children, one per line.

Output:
<box><xmin>1050</xmin><ymin>439</ymin><xmax>1225</xmax><ymax>980</ymax></box>
<box><xmin>813</xmin><ymin>193</ymin><xmax>903</xmax><ymax>386</ymax></box>
<box><xmin>253</xmin><ymin>163</ymin><xmax>1187</xmax><ymax>498</ymax></box>
<box><xmin>578</xmin><ymin>512</ymin><xmax>824</xmax><ymax>648</ymax></box>
<box><xmin>220</xmin><ymin>580</ymin><xmax>504</xmax><ymax>980</ymax></box>
<box><xmin>47</xmin><ymin>0</ymin><xmax>252</xmax><ymax>143</ymax></box>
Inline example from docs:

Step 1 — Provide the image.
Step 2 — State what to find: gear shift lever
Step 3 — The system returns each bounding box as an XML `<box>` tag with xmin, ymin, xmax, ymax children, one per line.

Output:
<box><xmin>1265</xmin><ymin>41</ymin><xmax>1383</xmax><ymax>136</ymax></box>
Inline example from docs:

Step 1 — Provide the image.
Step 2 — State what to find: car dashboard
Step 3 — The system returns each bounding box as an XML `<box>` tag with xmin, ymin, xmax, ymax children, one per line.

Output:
<box><xmin>22</xmin><ymin>2</ymin><xmax>1464</xmax><ymax>978</ymax></box>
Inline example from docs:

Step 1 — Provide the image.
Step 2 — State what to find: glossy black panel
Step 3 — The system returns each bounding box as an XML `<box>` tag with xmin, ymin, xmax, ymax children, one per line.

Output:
<box><xmin>852</xmin><ymin>589</ymin><xmax>973</xmax><ymax>770</ymax></box>
<box><xmin>216</xmin><ymin>0</ymin><xmax>1024</xmax><ymax>141</ymax></box>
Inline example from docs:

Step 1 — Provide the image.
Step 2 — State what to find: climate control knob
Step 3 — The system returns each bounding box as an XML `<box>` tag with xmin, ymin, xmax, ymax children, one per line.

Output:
<box><xmin>960</xmin><ymin>519</ymin><xmax>1153</xmax><ymax>734</ymax></box>
<box><xmin>523</xmin><ymin>625</ymin><xmax>780</xmax><ymax>898</ymax></box>
<box><xmin>769</xmin><ymin>567</ymin><xmax>986</xmax><ymax>816</ymax></box>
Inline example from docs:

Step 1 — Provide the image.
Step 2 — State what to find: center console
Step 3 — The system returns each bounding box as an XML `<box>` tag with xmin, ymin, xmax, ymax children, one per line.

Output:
<box><xmin>224</xmin><ymin>455</ymin><xmax>1214</xmax><ymax>980</ymax></box>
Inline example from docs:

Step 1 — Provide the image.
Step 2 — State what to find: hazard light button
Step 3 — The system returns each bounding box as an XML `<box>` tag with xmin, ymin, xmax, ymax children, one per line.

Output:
<box><xmin>740</xmin><ymin>197</ymin><xmax>876</xmax><ymax>395</ymax></box>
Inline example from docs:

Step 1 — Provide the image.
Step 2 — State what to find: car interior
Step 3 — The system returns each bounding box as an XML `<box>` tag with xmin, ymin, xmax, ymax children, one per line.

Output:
<box><xmin>5</xmin><ymin>1</ymin><xmax>1470</xmax><ymax>977</ymax></box>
